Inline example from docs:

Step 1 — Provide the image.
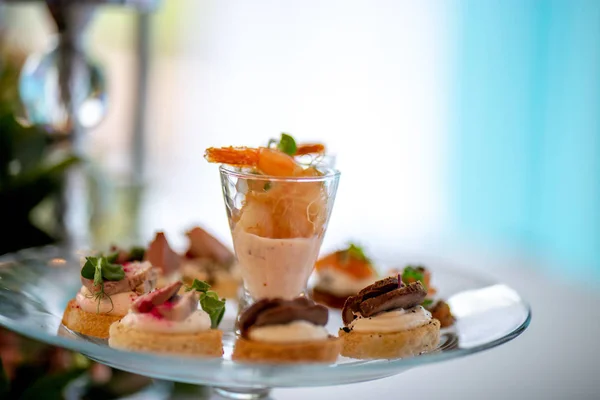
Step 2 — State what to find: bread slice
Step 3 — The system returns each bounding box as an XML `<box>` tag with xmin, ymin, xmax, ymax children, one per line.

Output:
<box><xmin>61</xmin><ymin>299</ymin><xmax>122</xmax><ymax>339</ymax></box>
<box><xmin>232</xmin><ymin>336</ymin><xmax>341</xmax><ymax>364</ymax></box>
<box><xmin>311</xmin><ymin>287</ymin><xmax>349</xmax><ymax>309</ymax></box>
<box><xmin>339</xmin><ymin>319</ymin><xmax>441</xmax><ymax>359</ymax></box>
<box><xmin>108</xmin><ymin>321</ymin><xmax>223</xmax><ymax>357</ymax></box>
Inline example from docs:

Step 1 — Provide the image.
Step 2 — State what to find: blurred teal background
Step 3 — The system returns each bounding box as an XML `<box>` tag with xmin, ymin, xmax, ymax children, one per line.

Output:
<box><xmin>452</xmin><ymin>0</ymin><xmax>600</xmax><ymax>279</ymax></box>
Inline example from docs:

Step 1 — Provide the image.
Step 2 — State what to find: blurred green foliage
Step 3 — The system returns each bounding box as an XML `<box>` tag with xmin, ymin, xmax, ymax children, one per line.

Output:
<box><xmin>0</xmin><ymin>46</ymin><xmax>79</xmax><ymax>255</ymax></box>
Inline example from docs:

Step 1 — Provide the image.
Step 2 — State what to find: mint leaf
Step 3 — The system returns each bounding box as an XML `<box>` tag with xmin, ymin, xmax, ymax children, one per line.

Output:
<box><xmin>187</xmin><ymin>279</ymin><xmax>226</xmax><ymax>328</ymax></box>
<box><xmin>199</xmin><ymin>293</ymin><xmax>226</xmax><ymax>329</ymax></box>
<box><xmin>277</xmin><ymin>133</ymin><xmax>297</xmax><ymax>155</ymax></box>
<box><xmin>101</xmin><ymin>261</ymin><xmax>125</xmax><ymax>281</ymax></box>
<box><xmin>81</xmin><ymin>256</ymin><xmax>97</xmax><ymax>279</ymax></box>
<box><xmin>205</xmin><ymin>291</ymin><xmax>219</xmax><ymax>300</ymax></box>
<box><xmin>106</xmin><ymin>252</ymin><xmax>119</xmax><ymax>264</ymax></box>
<box><xmin>422</xmin><ymin>298</ymin><xmax>434</xmax><ymax>308</ymax></box>
<box><xmin>187</xmin><ymin>279</ymin><xmax>211</xmax><ymax>292</ymax></box>
<box><xmin>81</xmin><ymin>256</ymin><xmax>124</xmax><ymax>282</ymax></box>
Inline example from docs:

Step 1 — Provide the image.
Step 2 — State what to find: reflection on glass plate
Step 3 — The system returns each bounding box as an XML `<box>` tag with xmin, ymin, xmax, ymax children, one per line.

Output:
<box><xmin>0</xmin><ymin>247</ymin><xmax>530</xmax><ymax>389</ymax></box>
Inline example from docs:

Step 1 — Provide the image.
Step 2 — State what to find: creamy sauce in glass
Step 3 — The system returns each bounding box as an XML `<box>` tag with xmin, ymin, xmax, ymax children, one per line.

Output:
<box><xmin>233</xmin><ymin>226</ymin><xmax>321</xmax><ymax>300</ymax></box>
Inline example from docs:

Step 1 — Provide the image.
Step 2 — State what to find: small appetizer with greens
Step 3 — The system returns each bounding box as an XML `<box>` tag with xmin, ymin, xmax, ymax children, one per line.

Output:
<box><xmin>233</xmin><ymin>297</ymin><xmax>341</xmax><ymax>363</ymax></box>
<box><xmin>339</xmin><ymin>276</ymin><xmax>441</xmax><ymax>359</ymax></box>
<box><xmin>312</xmin><ymin>243</ymin><xmax>379</xmax><ymax>309</ymax></box>
<box><xmin>108</xmin><ymin>280</ymin><xmax>225</xmax><ymax>357</ymax></box>
<box><xmin>180</xmin><ymin>226</ymin><xmax>240</xmax><ymax>299</ymax></box>
<box><xmin>61</xmin><ymin>247</ymin><xmax>154</xmax><ymax>338</ymax></box>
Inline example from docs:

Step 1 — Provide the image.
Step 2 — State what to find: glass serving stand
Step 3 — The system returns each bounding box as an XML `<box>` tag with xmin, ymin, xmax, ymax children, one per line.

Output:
<box><xmin>0</xmin><ymin>247</ymin><xmax>531</xmax><ymax>399</ymax></box>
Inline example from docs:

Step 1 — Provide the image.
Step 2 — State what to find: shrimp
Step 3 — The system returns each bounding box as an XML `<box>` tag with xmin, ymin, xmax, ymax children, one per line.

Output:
<box><xmin>295</xmin><ymin>143</ymin><xmax>325</xmax><ymax>156</ymax></box>
<box><xmin>205</xmin><ymin>146</ymin><xmax>304</xmax><ymax>176</ymax></box>
<box><xmin>205</xmin><ymin>145</ymin><xmax>326</xmax><ymax>176</ymax></box>
<box><xmin>206</xmin><ymin>146</ymin><xmax>328</xmax><ymax>238</ymax></box>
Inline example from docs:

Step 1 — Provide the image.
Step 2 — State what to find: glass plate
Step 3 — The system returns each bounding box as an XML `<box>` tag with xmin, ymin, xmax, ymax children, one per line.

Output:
<box><xmin>0</xmin><ymin>247</ymin><xmax>530</xmax><ymax>390</ymax></box>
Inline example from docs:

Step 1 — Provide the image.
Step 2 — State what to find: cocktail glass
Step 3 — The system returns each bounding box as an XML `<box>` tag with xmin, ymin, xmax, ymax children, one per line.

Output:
<box><xmin>219</xmin><ymin>165</ymin><xmax>340</xmax><ymax>316</ymax></box>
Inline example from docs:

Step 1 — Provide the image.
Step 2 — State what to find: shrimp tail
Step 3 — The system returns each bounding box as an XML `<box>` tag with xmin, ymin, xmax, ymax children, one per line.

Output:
<box><xmin>295</xmin><ymin>143</ymin><xmax>326</xmax><ymax>156</ymax></box>
<box><xmin>204</xmin><ymin>147</ymin><xmax>260</xmax><ymax>167</ymax></box>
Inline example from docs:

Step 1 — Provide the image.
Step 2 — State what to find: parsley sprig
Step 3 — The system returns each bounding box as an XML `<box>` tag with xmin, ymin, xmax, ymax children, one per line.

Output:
<box><xmin>81</xmin><ymin>256</ymin><xmax>125</xmax><ymax>313</ymax></box>
<box><xmin>186</xmin><ymin>279</ymin><xmax>226</xmax><ymax>328</ymax></box>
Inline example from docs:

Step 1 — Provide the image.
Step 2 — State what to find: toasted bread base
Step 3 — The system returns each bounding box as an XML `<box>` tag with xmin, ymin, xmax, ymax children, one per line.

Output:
<box><xmin>61</xmin><ymin>299</ymin><xmax>123</xmax><ymax>339</ymax></box>
<box><xmin>311</xmin><ymin>288</ymin><xmax>349</xmax><ymax>309</ymax></box>
<box><xmin>108</xmin><ymin>321</ymin><xmax>223</xmax><ymax>357</ymax></box>
<box><xmin>232</xmin><ymin>336</ymin><xmax>341</xmax><ymax>364</ymax></box>
<box><xmin>339</xmin><ymin>319</ymin><xmax>441</xmax><ymax>359</ymax></box>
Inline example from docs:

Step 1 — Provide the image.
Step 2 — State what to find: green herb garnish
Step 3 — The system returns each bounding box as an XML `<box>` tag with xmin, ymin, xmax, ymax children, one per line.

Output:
<box><xmin>339</xmin><ymin>242</ymin><xmax>372</xmax><ymax>266</ymax></box>
<box><xmin>81</xmin><ymin>256</ymin><xmax>125</xmax><ymax>313</ymax></box>
<box><xmin>81</xmin><ymin>256</ymin><xmax>125</xmax><ymax>281</ymax></box>
<box><xmin>128</xmin><ymin>246</ymin><xmax>146</xmax><ymax>261</ymax></box>
<box><xmin>422</xmin><ymin>298</ymin><xmax>434</xmax><ymax>308</ymax></box>
<box><xmin>187</xmin><ymin>279</ymin><xmax>226</xmax><ymax>328</ymax></box>
<box><xmin>187</xmin><ymin>279</ymin><xmax>212</xmax><ymax>292</ymax></box>
<box><xmin>402</xmin><ymin>265</ymin><xmax>427</xmax><ymax>291</ymax></box>
<box><xmin>346</xmin><ymin>243</ymin><xmax>368</xmax><ymax>261</ymax></box>
<box><xmin>278</xmin><ymin>133</ymin><xmax>297</xmax><ymax>155</ymax></box>
<box><xmin>267</xmin><ymin>133</ymin><xmax>299</xmax><ymax>155</ymax></box>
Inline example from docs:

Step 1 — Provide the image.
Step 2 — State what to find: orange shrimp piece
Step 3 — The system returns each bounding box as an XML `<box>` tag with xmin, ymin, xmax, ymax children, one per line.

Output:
<box><xmin>295</xmin><ymin>143</ymin><xmax>325</xmax><ymax>156</ymax></box>
<box><xmin>316</xmin><ymin>250</ymin><xmax>376</xmax><ymax>279</ymax></box>
<box><xmin>205</xmin><ymin>147</ymin><xmax>303</xmax><ymax>177</ymax></box>
<box><xmin>207</xmin><ymin>145</ymin><xmax>327</xmax><ymax>239</ymax></box>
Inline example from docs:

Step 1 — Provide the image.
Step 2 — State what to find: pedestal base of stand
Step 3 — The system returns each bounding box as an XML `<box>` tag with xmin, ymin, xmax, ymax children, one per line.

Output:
<box><xmin>213</xmin><ymin>387</ymin><xmax>271</xmax><ymax>400</ymax></box>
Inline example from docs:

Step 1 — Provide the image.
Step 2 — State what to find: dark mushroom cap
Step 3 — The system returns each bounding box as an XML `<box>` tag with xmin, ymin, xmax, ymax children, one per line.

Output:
<box><xmin>341</xmin><ymin>277</ymin><xmax>427</xmax><ymax>325</ymax></box>
<box><xmin>239</xmin><ymin>297</ymin><xmax>328</xmax><ymax>338</ymax></box>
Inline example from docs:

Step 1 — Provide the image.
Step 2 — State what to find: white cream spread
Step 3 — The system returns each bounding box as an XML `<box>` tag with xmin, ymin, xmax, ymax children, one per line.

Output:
<box><xmin>233</xmin><ymin>227</ymin><xmax>321</xmax><ymax>299</ymax></box>
<box><xmin>248</xmin><ymin>321</ymin><xmax>329</xmax><ymax>343</ymax></box>
<box><xmin>314</xmin><ymin>267</ymin><xmax>377</xmax><ymax>296</ymax></box>
<box><xmin>75</xmin><ymin>286</ymin><xmax>137</xmax><ymax>316</ymax></box>
<box><xmin>349</xmin><ymin>306</ymin><xmax>432</xmax><ymax>333</ymax></box>
<box><xmin>120</xmin><ymin>310</ymin><xmax>211</xmax><ymax>334</ymax></box>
